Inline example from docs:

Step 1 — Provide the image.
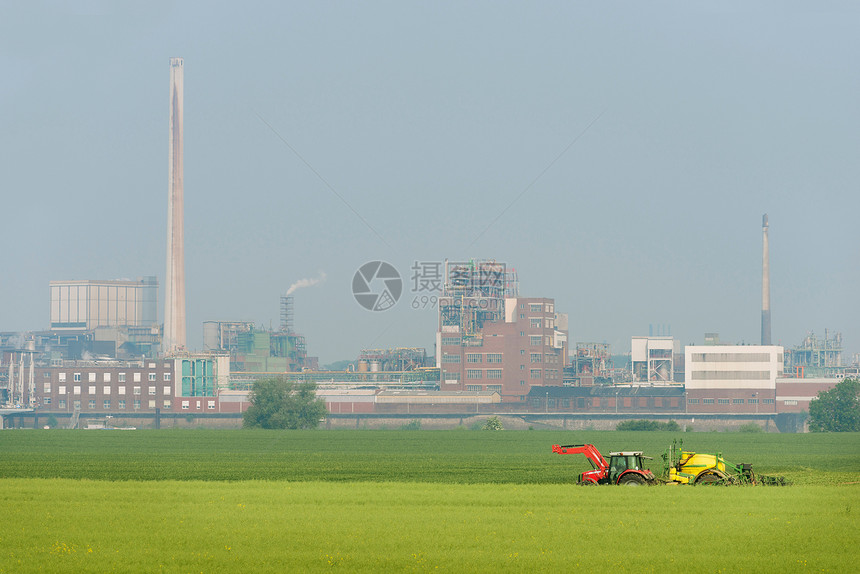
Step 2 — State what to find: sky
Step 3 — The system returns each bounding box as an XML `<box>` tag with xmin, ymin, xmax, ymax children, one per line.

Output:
<box><xmin>1</xmin><ymin>1</ymin><xmax>858</xmax><ymax>365</ymax></box>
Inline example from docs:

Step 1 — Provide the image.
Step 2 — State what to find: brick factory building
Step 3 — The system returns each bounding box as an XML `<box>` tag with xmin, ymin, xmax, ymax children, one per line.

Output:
<box><xmin>436</xmin><ymin>260</ymin><xmax>568</xmax><ymax>402</ymax></box>
<box><xmin>28</xmin><ymin>355</ymin><xmax>228</xmax><ymax>423</ymax></box>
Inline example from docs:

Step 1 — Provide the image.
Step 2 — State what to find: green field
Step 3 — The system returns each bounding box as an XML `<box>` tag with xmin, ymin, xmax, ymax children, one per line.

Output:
<box><xmin>1</xmin><ymin>430</ymin><xmax>858</xmax><ymax>572</ymax></box>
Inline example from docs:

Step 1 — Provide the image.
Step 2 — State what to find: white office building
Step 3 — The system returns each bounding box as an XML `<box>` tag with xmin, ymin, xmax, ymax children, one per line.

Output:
<box><xmin>684</xmin><ymin>345</ymin><xmax>784</xmax><ymax>413</ymax></box>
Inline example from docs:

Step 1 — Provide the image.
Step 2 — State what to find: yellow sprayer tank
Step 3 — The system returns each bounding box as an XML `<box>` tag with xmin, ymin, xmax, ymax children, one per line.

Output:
<box><xmin>668</xmin><ymin>451</ymin><xmax>728</xmax><ymax>484</ymax></box>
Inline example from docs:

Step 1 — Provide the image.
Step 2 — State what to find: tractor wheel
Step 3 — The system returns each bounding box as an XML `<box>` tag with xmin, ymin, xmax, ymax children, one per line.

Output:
<box><xmin>618</xmin><ymin>474</ymin><xmax>646</xmax><ymax>486</ymax></box>
<box><xmin>695</xmin><ymin>471</ymin><xmax>724</xmax><ymax>485</ymax></box>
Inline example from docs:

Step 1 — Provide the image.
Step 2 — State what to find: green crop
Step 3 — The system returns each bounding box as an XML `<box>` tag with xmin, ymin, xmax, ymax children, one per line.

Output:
<box><xmin>0</xmin><ymin>430</ymin><xmax>857</xmax><ymax>484</ymax></box>
<box><xmin>1</xmin><ymin>430</ymin><xmax>857</xmax><ymax>572</ymax></box>
<box><xmin>0</xmin><ymin>480</ymin><xmax>857</xmax><ymax>573</ymax></box>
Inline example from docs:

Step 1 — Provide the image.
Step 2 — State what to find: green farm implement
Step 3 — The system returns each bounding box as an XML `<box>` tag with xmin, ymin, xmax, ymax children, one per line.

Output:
<box><xmin>661</xmin><ymin>440</ymin><xmax>789</xmax><ymax>486</ymax></box>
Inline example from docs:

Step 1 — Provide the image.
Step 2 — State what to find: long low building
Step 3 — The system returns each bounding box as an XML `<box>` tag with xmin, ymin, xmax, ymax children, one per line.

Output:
<box><xmin>527</xmin><ymin>385</ymin><xmax>686</xmax><ymax>414</ymax></box>
<box><xmin>6</xmin><ymin>354</ymin><xmax>845</xmax><ymax>422</ymax></box>
<box><xmin>775</xmin><ymin>377</ymin><xmax>843</xmax><ymax>413</ymax></box>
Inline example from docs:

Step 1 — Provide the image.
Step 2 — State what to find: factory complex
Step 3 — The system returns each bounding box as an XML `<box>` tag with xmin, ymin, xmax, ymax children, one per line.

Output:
<box><xmin>2</xmin><ymin>59</ymin><xmax>855</xmax><ymax>431</ymax></box>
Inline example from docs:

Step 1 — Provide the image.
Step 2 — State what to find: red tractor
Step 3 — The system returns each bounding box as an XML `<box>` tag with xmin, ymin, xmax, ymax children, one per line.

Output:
<box><xmin>552</xmin><ymin>443</ymin><xmax>656</xmax><ymax>486</ymax></box>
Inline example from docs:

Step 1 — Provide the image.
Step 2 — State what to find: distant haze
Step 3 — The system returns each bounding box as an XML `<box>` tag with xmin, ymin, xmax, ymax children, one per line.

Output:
<box><xmin>1</xmin><ymin>2</ymin><xmax>858</xmax><ymax>364</ymax></box>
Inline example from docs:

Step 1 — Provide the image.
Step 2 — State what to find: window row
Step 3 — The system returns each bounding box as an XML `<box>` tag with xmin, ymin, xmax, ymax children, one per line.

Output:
<box><xmin>688</xmin><ymin>398</ymin><xmax>774</xmax><ymax>405</ymax></box>
<box><xmin>690</xmin><ymin>370</ymin><xmax>771</xmax><ymax>380</ymax></box>
<box><xmin>181</xmin><ymin>400</ymin><xmax>217</xmax><ymax>410</ymax></box>
<box><xmin>51</xmin><ymin>385</ymin><xmax>173</xmax><ymax>396</ymax></box>
<box><xmin>520</xmin><ymin>302</ymin><xmax>553</xmax><ymax>313</ymax></box>
<box><xmin>528</xmin><ymin>318</ymin><xmax>556</xmax><ymax>329</ymax></box>
<box><xmin>56</xmin><ymin>372</ymin><xmax>171</xmax><ymax>383</ymax></box>
<box><xmin>50</xmin><ymin>398</ymin><xmax>171</xmax><ymax>410</ymax></box>
<box><xmin>536</xmin><ymin>397</ymin><xmax>681</xmax><ymax>409</ymax></box>
<box><xmin>690</xmin><ymin>353</ymin><xmax>783</xmax><ymax>363</ymax></box>
<box><xmin>464</xmin><ymin>353</ymin><xmax>503</xmax><ymax>363</ymax></box>
<box><xmin>46</xmin><ymin>398</ymin><xmax>218</xmax><ymax>410</ymax></box>
<box><xmin>465</xmin><ymin>369</ymin><xmax>503</xmax><ymax>380</ymax></box>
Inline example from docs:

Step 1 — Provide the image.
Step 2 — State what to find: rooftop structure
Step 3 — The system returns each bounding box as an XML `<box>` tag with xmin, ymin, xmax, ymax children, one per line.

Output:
<box><xmin>439</xmin><ymin>259</ymin><xmax>518</xmax><ymax>345</ymax></box>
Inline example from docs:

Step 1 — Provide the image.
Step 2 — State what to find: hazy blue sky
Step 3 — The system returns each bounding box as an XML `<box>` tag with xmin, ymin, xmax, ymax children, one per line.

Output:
<box><xmin>2</xmin><ymin>1</ymin><xmax>858</xmax><ymax>364</ymax></box>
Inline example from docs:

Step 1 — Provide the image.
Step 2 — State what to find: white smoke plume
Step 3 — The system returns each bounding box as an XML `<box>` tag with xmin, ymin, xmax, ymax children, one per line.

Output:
<box><xmin>286</xmin><ymin>271</ymin><xmax>327</xmax><ymax>296</ymax></box>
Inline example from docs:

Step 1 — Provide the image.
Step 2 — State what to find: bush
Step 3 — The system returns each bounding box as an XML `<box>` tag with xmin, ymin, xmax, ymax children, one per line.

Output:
<box><xmin>617</xmin><ymin>420</ymin><xmax>658</xmax><ymax>431</ymax></box>
<box><xmin>481</xmin><ymin>416</ymin><xmax>504</xmax><ymax>431</ymax></box>
<box><xmin>616</xmin><ymin>419</ymin><xmax>681</xmax><ymax>431</ymax></box>
<box><xmin>401</xmin><ymin>419</ymin><xmax>421</xmax><ymax>431</ymax></box>
<box><xmin>662</xmin><ymin>420</ymin><xmax>681</xmax><ymax>432</ymax></box>
<box><xmin>738</xmin><ymin>423</ymin><xmax>763</xmax><ymax>433</ymax></box>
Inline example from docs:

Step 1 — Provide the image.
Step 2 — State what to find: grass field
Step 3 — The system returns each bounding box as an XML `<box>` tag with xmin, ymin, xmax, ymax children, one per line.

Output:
<box><xmin>1</xmin><ymin>430</ymin><xmax>858</xmax><ymax>572</ymax></box>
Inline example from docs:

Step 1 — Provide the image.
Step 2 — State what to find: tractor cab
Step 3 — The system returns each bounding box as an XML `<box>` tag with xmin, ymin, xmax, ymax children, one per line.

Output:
<box><xmin>608</xmin><ymin>452</ymin><xmax>651</xmax><ymax>483</ymax></box>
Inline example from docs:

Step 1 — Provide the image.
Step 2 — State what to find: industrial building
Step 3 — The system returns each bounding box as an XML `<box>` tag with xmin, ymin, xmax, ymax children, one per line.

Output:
<box><xmin>570</xmin><ymin>342</ymin><xmax>612</xmax><ymax>385</ymax></box>
<box><xmin>436</xmin><ymin>260</ymin><xmax>568</xmax><ymax>402</ymax></box>
<box><xmin>3</xmin><ymin>341</ymin><xmax>38</xmax><ymax>408</ymax></box>
<box><xmin>28</xmin><ymin>355</ymin><xmax>228</xmax><ymax>426</ymax></box>
<box><xmin>684</xmin><ymin>345</ymin><xmax>784</xmax><ymax>414</ymax></box>
<box><xmin>785</xmin><ymin>330</ymin><xmax>844</xmax><ymax>378</ymax></box>
<box><xmin>774</xmin><ymin>376</ymin><xmax>845</xmax><ymax>413</ymax></box>
<box><xmin>45</xmin><ymin>278</ymin><xmax>163</xmax><ymax>358</ymax></box>
<box><xmin>204</xmin><ymin>295</ymin><xmax>315</xmax><ymax>372</ymax></box>
<box><xmin>631</xmin><ymin>336</ymin><xmax>680</xmax><ymax>383</ymax></box>
<box><xmin>203</xmin><ymin>321</ymin><xmax>254</xmax><ymax>354</ymax></box>
<box><xmin>358</xmin><ymin>347</ymin><xmax>429</xmax><ymax>372</ymax></box>
<box><xmin>50</xmin><ymin>277</ymin><xmax>158</xmax><ymax>331</ymax></box>
<box><xmin>528</xmin><ymin>385</ymin><xmax>685</xmax><ymax>415</ymax></box>
<box><xmin>229</xmin><ymin>327</ymin><xmax>312</xmax><ymax>372</ymax></box>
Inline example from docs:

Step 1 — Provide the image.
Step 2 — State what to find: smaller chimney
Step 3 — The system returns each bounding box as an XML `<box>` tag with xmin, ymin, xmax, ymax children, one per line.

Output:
<box><xmin>761</xmin><ymin>214</ymin><xmax>771</xmax><ymax>345</ymax></box>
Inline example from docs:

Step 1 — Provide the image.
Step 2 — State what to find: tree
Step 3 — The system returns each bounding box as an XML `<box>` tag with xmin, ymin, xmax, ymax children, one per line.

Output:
<box><xmin>808</xmin><ymin>378</ymin><xmax>860</xmax><ymax>432</ymax></box>
<box><xmin>243</xmin><ymin>378</ymin><xmax>328</xmax><ymax>429</ymax></box>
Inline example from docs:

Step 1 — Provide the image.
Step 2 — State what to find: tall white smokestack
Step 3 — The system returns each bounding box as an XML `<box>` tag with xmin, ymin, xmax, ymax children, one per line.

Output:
<box><xmin>761</xmin><ymin>213</ymin><xmax>771</xmax><ymax>345</ymax></box>
<box><xmin>164</xmin><ymin>57</ymin><xmax>186</xmax><ymax>354</ymax></box>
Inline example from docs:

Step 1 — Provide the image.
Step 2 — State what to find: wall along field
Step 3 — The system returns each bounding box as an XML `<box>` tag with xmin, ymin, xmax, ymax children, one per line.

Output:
<box><xmin>0</xmin><ymin>431</ymin><xmax>857</xmax><ymax>572</ymax></box>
